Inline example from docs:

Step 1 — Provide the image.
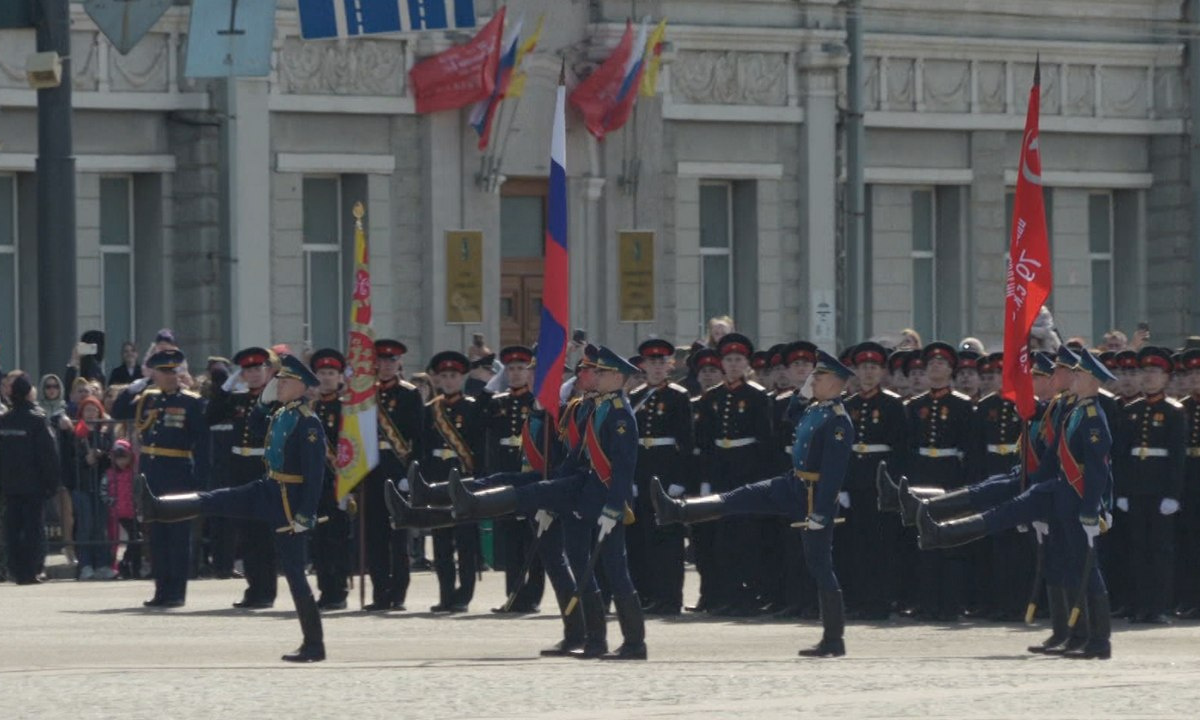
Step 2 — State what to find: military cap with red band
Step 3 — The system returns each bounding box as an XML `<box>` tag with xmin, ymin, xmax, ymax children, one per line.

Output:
<box><xmin>692</xmin><ymin>348</ymin><xmax>722</xmax><ymax>370</ymax></box>
<box><xmin>429</xmin><ymin>350</ymin><xmax>470</xmax><ymax>374</ymax></box>
<box><xmin>638</xmin><ymin>338</ymin><xmax>675</xmax><ymax>359</ymax></box>
<box><xmin>1181</xmin><ymin>349</ymin><xmax>1200</xmax><ymax>370</ymax></box>
<box><xmin>956</xmin><ymin>350</ymin><xmax>981</xmax><ymax>371</ymax></box>
<box><xmin>784</xmin><ymin>340</ymin><xmax>818</xmax><ymax>365</ymax></box>
<box><xmin>499</xmin><ymin>345</ymin><xmax>534</xmax><ymax>365</ymax></box>
<box><xmin>717</xmin><ymin>332</ymin><xmax>754</xmax><ymax>358</ymax></box>
<box><xmin>1138</xmin><ymin>346</ymin><xmax>1174</xmax><ymax>373</ymax></box>
<box><xmin>751</xmin><ymin>351</ymin><xmax>771</xmax><ymax>370</ymax></box>
<box><xmin>233</xmin><ymin>346</ymin><xmax>273</xmax><ymax>368</ymax></box>
<box><xmin>375</xmin><ymin>339</ymin><xmax>408</xmax><ymax>359</ymax></box>
<box><xmin>309</xmin><ymin>348</ymin><xmax>346</xmax><ymax>373</ymax></box>
<box><xmin>922</xmin><ymin>341</ymin><xmax>958</xmax><ymax>368</ymax></box>
<box><xmin>852</xmin><ymin>341</ymin><xmax>888</xmax><ymax>367</ymax></box>
<box><xmin>1114</xmin><ymin>350</ymin><xmax>1139</xmax><ymax>369</ymax></box>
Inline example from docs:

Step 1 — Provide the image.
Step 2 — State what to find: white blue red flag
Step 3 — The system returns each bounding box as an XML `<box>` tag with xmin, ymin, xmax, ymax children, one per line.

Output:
<box><xmin>469</xmin><ymin>14</ymin><xmax>523</xmax><ymax>149</ymax></box>
<box><xmin>533</xmin><ymin>75</ymin><xmax>569</xmax><ymax>421</ymax></box>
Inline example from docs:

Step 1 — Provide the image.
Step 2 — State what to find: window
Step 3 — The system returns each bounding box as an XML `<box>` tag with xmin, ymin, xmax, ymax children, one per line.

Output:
<box><xmin>0</xmin><ymin>175</ymin><xmax>16</xmax><ymax>371</ymax></box>
<box><xmin>911</xmin><ymin>189</ymin><xmax>935</xmax><ymax>342</ymax></box>
<box><xmin>1089</xmin><ymin>192</ymin><xmax>1114</xmax><ymax>343</ymax></box>
<box><xmin>500</xmin><ymin>194</ymin><xmax>545</xmax><ymax>258</ymax></box>
<box><xmin>699</xmin><ymin>181</ymin><xmax>734</xmax><ymax>331</ymax></box>
<box><xmin>100</xmin><ymin>176</ymin><xmax>134</xmax><ymax>349</ymax></box>
<box><xmin>302</xmin><ymin>177</ymin><xmax>344</xmax><ymax>351</ymax></box>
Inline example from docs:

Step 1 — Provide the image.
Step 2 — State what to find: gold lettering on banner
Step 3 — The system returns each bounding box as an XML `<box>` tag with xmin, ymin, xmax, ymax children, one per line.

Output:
<box><xmin>446</xmin><ymin>230</ymin><xmax>484</xmax><ymax>324</ymax></box>
<box><xmin>619</xmin><ymin>230</ymin><xmax>655</xmax><ymax>323</ymax></box>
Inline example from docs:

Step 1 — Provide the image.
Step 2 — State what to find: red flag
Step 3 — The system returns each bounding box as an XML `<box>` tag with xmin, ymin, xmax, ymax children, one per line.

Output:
<box><xmin>1001</xmin><ymin>60</ymin><xmax>1053</xmax><ymax>421</ymax></box>
<box><xmin>409</xmin><ymin>7</ymin><xmax>506</xmax><ymax>114</ymax></box>
<box><xmin>568</xmin><ymin>21</ymin><xmax>634</xmax><ymax>140</ymax></box>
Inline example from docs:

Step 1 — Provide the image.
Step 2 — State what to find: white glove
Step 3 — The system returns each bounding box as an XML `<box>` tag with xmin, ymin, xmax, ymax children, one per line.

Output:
<box><xmin>1017</xmin><ymin>524</ymin><xmax>1029</xmax><ymax>533</ymax></box>
<box><xmin>221</xmin><ymin>367</ymin><xmax>243</xmax><ymax>392</ymax></box>
<box><xmin>631</xmin><ymin>484</ymin><xmax>639</xmax><ymax>499</ymax></box>
<box><xmin>837</xmin><ymin>491</ymin><xmax>851</xmax><ymax>509</ymax></box>
<box><xmin>1160</xmin><ymin>497</ymin><xmax>1180</xmax><ymax>516</ymax></box>
<box><xmin>398</xmin><ymin>477</ymin><xmax>411</xmax><ymax>493</ymax></box>
<box><xmin>667</xmin><ymin>483</ymin><xmax>686</xmax><ymax>498</ymax></box>
<box><xmin>805</xmin><ymin>515</ymin><xmax>826</xmax><ymax>531</ymax></box>
<box><xmin>1103</xmin><ymin>511</ymin><xmax>1114</xmax><ymax>531</ymax></box>
<box><xmin>535</xmin><ymin>510</ymin><xmax>555</xmax><ymax>536</ymax></box>
<box><xmin>798</xmin><ymin>373</ymin><xmax>815</xmax><ymax>400</ymax></box>
<box><xmin>700</xmin><ymin>482</ymin><xmax>712</xmax><ymax>496</ymax></box>
<box><xmin>1031</xmin><ymin>520</ymin><xmax>1049</xmax><ymax>542</ymax></box>
<box><xmin>128</xmin><ymin>377</ymin><xmax>150</xmax><ymax>394</ymax></box>
<box><xmin>259</xmin><ymin>378</ymin><xmax>278</xmax><ymax>404</ymax></box>
<box><xmin>1116</xmin><ymin>497</ymin><xmax>1129</xmax><ymax>512</ymax></box>
<box><xmin>291</xmin><ymin>514</ymin><xmax>317</xmax><ymax>534</ymax></box>
<box><xmin>597</xmin><ymin>513</ymin><xmax>618</xmax><ymax>541</ymax></box>
<box><xmin>1080</xmin><ymin>518</ymin><xmax>1100</xmax><ymax>548</ymax></box>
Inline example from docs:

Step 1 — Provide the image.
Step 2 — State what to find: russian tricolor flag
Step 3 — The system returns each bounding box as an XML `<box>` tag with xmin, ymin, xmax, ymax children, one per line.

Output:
<box><xmin>469</xmin><ymin>15</ymin><xmax>523</xmax><ymax>150</ymax></box>
<box><xmin>533</xmin><ymin>77</ymin><xmax>569</xmax><ymax>421</ymax></box>
<box><xmin>601</xmin><ymin>20</ymin><xmax>649</xmax><ymax>132</ymax></box>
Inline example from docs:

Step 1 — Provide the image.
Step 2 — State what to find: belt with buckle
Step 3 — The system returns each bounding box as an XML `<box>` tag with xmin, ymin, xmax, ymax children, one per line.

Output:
<box><xmin>1132</xmin><ymin>447</ymin><xmax>1169</xmax><ymax>459</ymax></box>
<box><xmin>852</xmin><ymin>443</ymin><xmax>891</xmax><ymax>454</ymax></box>
<box><xmin>640</xmin><ymin>437</ymin><xmax>677</xmax><ymax>449</ymax></box>
<box><xmin>986</xmin><ymin>443</ymin><xmax>1020</xmax><ymax>455</ymax></box>
<box><xmin>142</xmin><ymin>446</ymin><xmax>192</xmax><ymax>460</ymax></box>
<box><xmin>498</xmin><ymin>437</ymin><xmax>522</xmax><ymax>447</ymax></box>
<box><xmin>715</xmin><ymin>438</ymin><xmax>757</xmax><ymax>450</ymax></box>
<box><xmin>270</xmin><ymin>470</ymin><xmax>304</xmax><ymax>484</ymax></box>
<box><xmin>209</xmin><ymin>423</ymin><xmax>233</xmax><ymax>432</ymax></box>
<box><xmin>794</xmin><ymin>470</ymin><xmax>820</xmax><ymax>483</ymax></box>
<box><xmin>432</xmin><ymin>448</ymin><xmax>459</xmax><ymax>459</ymax></box>
<box><xmin>918</xmin><ymin>447</ymin><xmax>963</xmax><ymax>459</ymax></box>
<box><xmin>231</xmin><ymin>446</ymin><xmax>265</xmax><ymax>457</ymax></box>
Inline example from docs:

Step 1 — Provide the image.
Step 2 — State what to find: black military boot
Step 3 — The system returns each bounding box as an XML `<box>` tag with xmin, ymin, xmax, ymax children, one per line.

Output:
<box><xmin>1028</xmin><ymin>585</ymin><xmax>1069</xmax><ymax>654</ymax></box>
<box><xmin>570</xmin><ymin>592</ymin><xmax>608</xmax><ymax>659</ymax></box>
<box><xmin>920</xmin><ymin>486</ymin><xmax>975</xmax><ymax>523</ymax></box>
<box><xmin>1045</xmin><ymin>594</ymin><xmax>1089</xmax><ymax>655</ymax></box>
<box><xmin>875</xmin><ymin>462</ymin><xmax>901</xmax><ymax>513</ymax></box>
<box><xmin>282</xmin><ymin>595</ymin><xmax>326</xmax><ymax>663</ymax></box>
<box><xmin>799</xmin><ymin>589</ymin><xmax>846</xmax><ymax>658</ymax></box>
<box><xmin>138</xmin><ymin>476</ymin><xmax>202</xmax><ymax>524</ymax></box>
<box><xmin>651</xmin><ymin>476</ymin><xmax>725</xmax><ymax>526</ymax></box>
<box><xmin>1065</xmin><ymin>593</ymin><xmax>1111</xmax><ymax>660</ymax></box>
<box><xmin>449</xmin><ymin>468</ymin><xmax>517</xmax><ymax>520</ymax></box>
<box><xmin>899</xmin><ymin>477</ymin><xmax>946</xmax><ymax>527</ymax></box>
<box><xmin>540</xmin><ymin>589</ymin><xmax>587</xmax><ymax>657</ymax></box>
<box><xmin>916</xmin><ymin>508</ymin><xmax>988</xmax><ymax>550</ymax></box>
<box><xmin>385</xmin><ymin>479</ymin><xmax>455</xmax><ymax>529</ymax></box>
<box><xmin>410</xmin><ymin>461</ymin><xmax>453</xmax><ymax>508</ymax></box>
<box><xmin>601</xmin><ymin>593</ymin><xmax>648</xmax><ymax>660</ymax></box>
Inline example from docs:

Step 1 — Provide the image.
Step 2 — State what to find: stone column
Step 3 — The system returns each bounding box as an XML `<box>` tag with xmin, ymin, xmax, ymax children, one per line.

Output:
<box><xmin>224</xmin><ymin>77</ymin><xmax>272</xmax><ymax>349</ymax></box>
<box><xmin>801</xmin><ymin>66</ymin><xmax>839</xmax><ymax>349</ymax></box>
<box><xmin>968</xmin><ymin>130</ymin><xmax>1008</xmax><ymax>348</ymax></box>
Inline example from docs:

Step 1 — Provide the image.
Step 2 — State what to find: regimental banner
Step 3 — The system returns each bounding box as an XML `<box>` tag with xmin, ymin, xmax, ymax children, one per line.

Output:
<box><xmin>446</xmin><ymin>230</ymin><xmax>484</xmax><ymax>324</ymax></box>
<box><xmin>335</xmin><ymin>203</ymin><xmax>379</xmax><ymax>500</ymax></box>
<box><xmin>618</xmin><ymin>230</ymin><xmax>655</xmax><ymax>323</ymax></box>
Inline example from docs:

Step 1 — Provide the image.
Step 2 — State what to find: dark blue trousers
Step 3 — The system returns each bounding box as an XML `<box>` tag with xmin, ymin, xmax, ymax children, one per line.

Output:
<box><xmin>144</xmin><ymin>457</ymin><xmax>197</xmax><ymax>602</ymax></box>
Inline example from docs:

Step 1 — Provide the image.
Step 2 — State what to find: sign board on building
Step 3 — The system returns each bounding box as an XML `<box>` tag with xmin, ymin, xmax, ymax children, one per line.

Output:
<box><xmin>84</xmin><ymin>0</ymin><xmax>172</xmax><ymax>55</ymax></box>
<box><xmin>811</xmin><ymin>289</ymin><xmax>836</xmax><ymax>349</ymax></box>
<box><xmin>446</xmin><ymin>230</ymin><xmax>483</xmax><ymax>324</ymax></box>
<box><xmin>618</xmin><ymin>230</ymin><xmax>655</xmax><ymax>323</ymax></box>
<box><xmin>298</xmin><ymin>0</ymin><xmax>476</xmax><ymax>41</ymax></box>
<box><xmin>0</xmin><ymin>2</ymin><xmax>34</xmax><ymax>29</ymax></box>
<box><xmin>185</xmin><ymin>0</ymin><xmax>277</xmax><ymax>78</ymax></box>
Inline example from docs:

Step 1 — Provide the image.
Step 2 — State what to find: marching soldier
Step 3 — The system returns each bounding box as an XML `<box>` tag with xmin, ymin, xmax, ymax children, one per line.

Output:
<box><xmin>627</xmin><ymin>338</ymin><xmax>694</xmax><ymax>616</ymax></box>
<box><xmin>363</xmin><ymin>339</ymin><xmax>423</xmax><ymax>612</ymax></box>
<box><xmin>206</xmin><ymin>347</ymin><xmax>280</xmax><ymax>609</ymax></box>
<box><xmin>424</xmin><ymin>351</ymin><xmax>485</xmax><ymax>613</ymax></box>
<box><xmin>310</xmin><ymin>349</ymin><xmax>352</xmax><ymax>611</ymax></box>
<box><xmin>139</xmin><ymin>354</ymin><xmax>328</xmax><ymax>662</ymax></box>
<box><xmin>112</xmin><ymin>349</ymin><xmax>207</xmax><ymax>608</ymax></box>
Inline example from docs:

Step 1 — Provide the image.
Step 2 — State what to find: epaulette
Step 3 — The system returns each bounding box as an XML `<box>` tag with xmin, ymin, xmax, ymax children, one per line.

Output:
<box><xmin>776</xmin><ymin>390</ymin><xmax>795</xmax><ymax>401</ymax></box>
<box><xmin>881</xmin><ymin>389</ymin><xmax>902</xmax><ymax>400</ymax></box>
<box><xmin>746</xmin><ymin>380</ymin><xmax>766</xmax><ymax>392</ymax></box>
<box><xmin>1086</xmin><ymin>404</ymin><xmax>1098</xmax><ymax>418</ymax></box>
<box><xmin>1166</xmin><ymin>397</ymin><xmax>1184</xmax><ymax>410</ymax></box>
<box><xmin>182</xmin><ymin>389</ymin><xmax>201</xmax><ymax>399</ymax></box>
<box><xmin>612</xmin><ymin>397</ymin><xmax>625</xmax><ymax>409</ymax></box>
<box><xmin>1099</xmin><ymin>388</ymin><xmax>1117</xmax><ymax>400</ymax></box>
<box><xmin>951</xmin><ymin>390</ymin><xmax>973</xmax><ymax>402</ymax></box>
<box><xmin>628</xmin><ymin>383</ymin><xmax>649</xmax><ymax>396</ymax></box>
<box><xmin>832</xmin><ymin>403</ymin><xmax>848</xmax><ymax>417</ymax></box>
<box><xmin>491</xmin><ymin>391</ymin><xmax>511</xmax><ymax>401</ymax></box>
<box><xmin>462</xmin><ymin>394</ymin><xmax>477</xmax><ymax>404</ymax></box>
<box><xmin>142</xmin><ymin>388</ymin><xmax>163</xmax><ymax>397</ymax></box>
<box><xmin>298</xmin><ymin>404</ymin><xmax>314</xmax><ymax>417</ymax></box>
<box><xmin>667</xmin><ymin>382</ymin><xmax>689</xmax><ymax>395</ymax></box>
<box><xmin>399</xmin><ymin>380</ymin><xmax>417</xmax><ymax>391</ymax></box>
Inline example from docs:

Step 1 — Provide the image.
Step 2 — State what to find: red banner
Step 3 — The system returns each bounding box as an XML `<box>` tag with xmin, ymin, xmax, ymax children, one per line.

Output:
<box><xmin>1001</xmin><ymin>61</ymin><xmax>1053</xmax><ymax>421</ymax></box>
<box><xmin>568</xmin><ymin>21</ymin><xmax>634</xmax><ymax>140</ymax></box>
<box><xmin>409</xmin><ymin>7</ymin><xmax>505</xmax><ymax>114</ymax></box>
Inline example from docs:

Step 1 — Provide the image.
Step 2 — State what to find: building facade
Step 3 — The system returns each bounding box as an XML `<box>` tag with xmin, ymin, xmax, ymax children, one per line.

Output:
<box><xmin>0</xmin><ymin>0</ymin><xmax>1194</xmax><ymax>376</ymax></box>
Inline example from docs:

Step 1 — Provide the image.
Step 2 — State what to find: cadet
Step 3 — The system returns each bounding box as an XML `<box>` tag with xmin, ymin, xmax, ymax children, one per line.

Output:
<box><xmin>1177</xmin><ymin>349</ymin><xmax>1200</xmax><ymax>618</ymax></box>
<box><xmin>138</xmin><ymin>354</ymin><xmax>328</xmax><ymax>662</ymax></box>
<box><xmin>112</xmin><ymin>349</ymin><xmax>207</xmax><ymax>607</ymax></box>
<box><xmin>206</xmin><ymin>347</ymin><xmax>280</xmax><ymax>609</ymax></box>
<box><xmin>202</xmin><ymin>357</ymin><xmax>237</xmax><ymax>579</ymax></box>
<box><xmin>310</xmin><ymin>349</ymin><xmax>352</xmax><ymax>611</ymax></box>
<box><xmin>627</xmin><ymin>338</ymin><xmax>694</xmax><ymax>615</ymax></box>
<box><xmin>424</xmin><ymin>351</ymin><xmax>485</xmax><ymax>613</ymax></box>
<box><xmin>653</xmin><ymin>350</ymin><xmax>856</xmax><ymax>657</ymax></box>
<box><xmin>685</xmin><ymin>347</ymin><xmax>723</xmax><ymax>613</ymax></box>
<box><xmin>363</xmin><ymin>339</ymin><xmax>423</xmax><ymax>611</ymax></box>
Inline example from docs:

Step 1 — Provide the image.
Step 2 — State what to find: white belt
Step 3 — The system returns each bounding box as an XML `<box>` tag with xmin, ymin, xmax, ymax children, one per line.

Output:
<box><xmin>432</xmin><ymin>448</ymin><xmax>460</xmax><ymax>459</ymax></box>
<box><xmin>852</xmin><ymin>443</ymin><xmax>891</xmax><ymax>454</ymax></box>
<box><xmin>231</xmin><ymin>446</ymin><xmax>265</xmax><ymax>457</ymax></box>
<box><xmin>210</xmin><ymin>423</ymin><xmax>233</xmax><ymax>431</ymax></box>
<box><xmin>715</xmin><ymin>438</ymin><xmax>757</xmax><ymax>449</ymax></box>
<box><xmin>640</xmin><ymin>437</ymin><xmax>677</xmax><ymax>448</ymax></box>
<box><xmin>918</xmin><ymin>447</ymin><xmax>963</xmax><ymax>459</ymax></box>
<box><xmin>1131</xmin><ymin>447</ymin><xmax>1169</xmax><ymax>459</ymax></box>
<box><xmin>498</xmin><ymin>436</ymin><xmax>522</xmax><ymax>448</ymax></box>
<box><xmin>986</xmin><ymin>443</ymin><xmax>1020</xmax><ymax>455</ymax></box>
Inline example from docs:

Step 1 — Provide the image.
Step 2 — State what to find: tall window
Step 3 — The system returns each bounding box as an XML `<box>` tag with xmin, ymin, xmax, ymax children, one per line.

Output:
<box><xmin>100</xmin><ymin>176</ymin><xmax>134</xmax><ymax>349</ymax></box>
<box><xmin>0</xmin><ymin>175</ymin><xmax>16</xmax><ymax>371</ymax></box>
<box><xmin>302</xmin><ymin>177</ymin><xmax>343</xmax><ymax>351</ymax></box>
<box><xmin>911</xmin><ymin>189</ymin><xmax>935</xmax><ymax>342</ymax></box>
<box><xmin>1089</xmin><ymin>192</ymin><xmax>1114</xmax><ymax>343</ymax></box>
<box><xmin>699</xmin><ymin>181</ymin><xmax>734</xmax><ymax>331</ymax></box>
<box><xmin>1006</xmin><ymin>187</ymin><xmax>1054</xmax><ymax>249</ymax></box>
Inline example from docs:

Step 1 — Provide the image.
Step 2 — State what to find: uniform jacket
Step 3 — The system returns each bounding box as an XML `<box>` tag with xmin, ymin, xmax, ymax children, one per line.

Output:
<box><xmin>698</xmin><ymin>379</ymin><xmax>772</xmax><ymax>490</ymax></box>
<box><xmin>265</xmin><ymin>399</ymin><xmax>326</xmax><ymax>524</ymax></box>
<box><xmin>0</xmin><ymin>402</ymin><xmax>60</xmax><ymax>497</ymax></box>
<box><xmin>1030</xmin><ymin>396</ymin><xmax>1112</xmax><ymax>519</ymax></box>
<box><xmin>790</xmin><ymin>397</ymin><xmax>855</xmax><ymax>523</ymax></box>
<box><xmin>844</xmin><ymin>387</ymin><xmax>907</xmax><ymax>491</ymax></box>
<box><xmin>422</xmin><ymin>391</ymin><xmax>485</xmax><ymax>479</ymax></box>
<box><xmin>1115</xmin><ymin>391</ymin><xmax>1186</xmax><ymax>499</ymax></box>
<box><xmin>483</xmin><ymin>387</ymin><xmax>536</xmax><ymax>474</ymax></box>
<box><xmin>377</xmin><ymin>378</ymin><xmax>424</xmax><ymax>469</ymax></box>
<box><xmin>629</xmin><ymin>382</ymin><xmax>694</xmax><ymax>486</ymax></box>
<box><xmin>581</xmin><ymin>390</ymin><xmax>638</xmax><ymax>520</ymax></box>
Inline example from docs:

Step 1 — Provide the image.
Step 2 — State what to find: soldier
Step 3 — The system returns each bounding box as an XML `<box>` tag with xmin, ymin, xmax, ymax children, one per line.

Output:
<box><xmin>201</xmin><ymin>356</ymin><xmax>236</xmax><ymax>579</ymax></box>
<box><xmin>627</xmin><ymin>338</ymin><xmax>694</xmax><ymax>616</ymax></box>
<box><xmin>363</xmin><ymin>339</ymin><xmax>423</xmax><ymax>611</ymax></box>
<box><xmin>424</xmin><ymin>351</ymin><xmax>485</xmax><ymax>613</ymax></box>
<box><xmin>978</xmin><ymin>352</ymin><xmax>1004</xmax><ymax>398</ymax></box>
<box><xmin>482</xmin><ymin>345</ymin><xmax>543</xmax><ymax>614</ymax></box>
<box><xmin>954</xmin><ymin>350</ymin><xmax>983</xmax><ymax>401</ymax></box>
<box><xmin>138</xmin><ymin>354</ymin><xmax>328</xmax><ymax>662</ymax></box>
<box><xmin>112</xmin><ymin>349</ymin><xmax>207</xmax><ymax>607</ymax></box>
<box><xmin>885</xmin><ymin>350</ymin><xmax>912</xmax><ymax>398</ymax></box>
<box><xmin>841</xmin><ymin>342</ymin><xmax>907</xmax><ymax>620</ymax></box>
<box><xmin>1115</xmin><ymin>346</ymin><xmax>1186</xmax><ymax>624</ymax></box>
<box><xmin>205</xmin><ymin>347</ymin><xmax>280</xmax><ymax>609</ymax></box>
<box><xmin>310</xmin><ymin>349</ymin><xmax>352</xmax><ymax>611</ymax></box>
<box><xmin>1177</xmin><ymin>349</ymin><xmax>1200</xmax><ymax>618</ymax></box>
<box><xmin>653</xmin><ymin>350</ymin><xmax>856</xmax><ymax>657</ymax></box>
<box><xmin>685</xmin><ymin>347</ymin><xmax>723</xmax><ymax>613</ymax></box>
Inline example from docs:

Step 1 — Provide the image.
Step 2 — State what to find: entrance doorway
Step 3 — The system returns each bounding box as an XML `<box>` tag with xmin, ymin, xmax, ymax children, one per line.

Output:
<box><xmin>499</xmin><ymin>178</ymin><xmax>547</xmax><ymax>347</ymax></box>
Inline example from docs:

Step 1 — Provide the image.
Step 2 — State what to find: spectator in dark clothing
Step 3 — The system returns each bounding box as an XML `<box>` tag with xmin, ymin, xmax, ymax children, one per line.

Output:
<box><xmin>0</xmin><ymin>374</ymin><xmax>61</xmax><ymax>584</ymax></box>
<box><xmin>108</xmin><ymin>342</ymin><xmax>143</xmax><ymax>386</ymax></box>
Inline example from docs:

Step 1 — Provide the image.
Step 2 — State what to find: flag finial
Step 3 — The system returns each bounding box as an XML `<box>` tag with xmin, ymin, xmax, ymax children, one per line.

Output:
<box><xmin>1034</xmin><ymin>53</ymin><xmax>1040</xmax><ymax>86</ymax></box>
<box><xmin>559</xmin><ymin>57</ymin><xmax>566</xmax><ymax>85</ymax></box>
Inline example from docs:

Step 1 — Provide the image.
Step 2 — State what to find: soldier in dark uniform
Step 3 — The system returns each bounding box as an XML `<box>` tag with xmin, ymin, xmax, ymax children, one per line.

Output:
<box><xmin>685</xmin><ymin>347</ymin><xmax>723</xmax><ymax>612</ymax></box>
<box><xmin>424</xmin><ymin>351</ymin><xmax>485</xmax><ymax>612</ymax></box>
<box><xmin>138</xmin><ymin>354</ymin><xmax>328</xmax><ymax>662</ymax></box>
<box><xmin>482</xmin><ymin>345</ymin><xmax>543</xmax><ymax>614</ymax></box>
<box><xmin>202</xmin><ymin>356</ymin><xmax>237</xmax><ymax>579</ymax></box>
<box><xmin>309</xmin><ymin>349</ymin><xmax>352</xmax><ymax>611</ymax></box>
<box><xmin>904</xmin><ymin>341</ymin><xmax>974</xmax><ymax>620</ymax></box>
<box><xmin>1115</xmin><ymin>346</ymin><xmax>1186</xmax><ymax>624</ymax></box>
<box><xmin>954</xmin><ymin>350</ymin><xmax>983</xmax><ymax>401</ymax></box>
<box><xmin>1176</xmin><ymin>349</ymin><xmax>1200</xmax><ymax>617</ymax></box>
<box><xmin>654</xmin><ymin>350</ymin><xmax>857</xmax><ymax>657</ymax></box>
<box><xmin>112</xmin><ymin>349</ymin><xmax>207</xmax><ymax>607</ymax></box>
<box><xmin>205</xmin><ymin>347</ymin><xmax>280</xmax><ymax>609</ymax></box>
<box><xmin>1105</xmin><ymin>349</ymin><xmax>1140</xmax><ymax>616</ymax></box>
<box><xmin>884</xmin><ymin>350</ymin><xmax>912</xmax><ymax>398</ymax></box>
<box><xmin>363</xmin><ymin>339</ymin><xmax>423</xmax><ymax>611</ymax></box>
<box><xmin>465</xmin><ymin>353</ymin><xmax>496</xmax><ymax>399</ymax></box>
<box><xmin>627</xmin><ymin>338</ymin><xmax>694</xmax><ymax>615</ymax></box>
<box><xmin>841</xmin><ymin>342</ymin><xmax>907</xmax><ymax>619</ymax></box>
<box><xmin>699</xmin><ymin>333</ymin><xmax>773</xmax><ymax>616</ymax></box>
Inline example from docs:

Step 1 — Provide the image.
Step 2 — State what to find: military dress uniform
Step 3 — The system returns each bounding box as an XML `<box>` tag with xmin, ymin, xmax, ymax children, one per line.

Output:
<box><xmin>205</xmin><ymin>347</ymin><xmax>280</xmax><ymax>607</ymax></box>
<box><xmin>1176</xmin><ymin>350</ymin><xmax>1200</xmax><ymax>616</ymax></box>
<box><xmin>310</xmin><ymin>349</ymin><xmax>352</xmax><ymax>610</ymax></box>
<box><xmin>685</xmin><ymin>348</ymin><xmax>721</xmax><ymax>612</ymax></box>
<box><xmin>202</xmin><ymin>359</ymin><xmax>236</xmax><ymax>578</ymax></box>
<box><xmin>112</xmin><ymin>350</ymin><xmax>207</xmax><ymax>606</ymax></box>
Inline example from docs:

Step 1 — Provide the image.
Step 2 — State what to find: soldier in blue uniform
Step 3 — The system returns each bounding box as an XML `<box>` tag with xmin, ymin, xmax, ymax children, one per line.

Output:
<box><xmin>137</xmin><ymin>354</ymin><xmax>328</xmax><ymax>662</ymax></box>
<box><xmin>112</xmin><ymin>349</ymin><xmax>207</xmax><ymax>608</ymax></box>
<box><xmin>448</xmin><ymin>347</ymin><xmax>648</xmax><ymax>660</ymax></box>
<box><xmin>652</xmin><ymin>350</ymin><xmax>855</xmax><ymax>657</ymax></box>
<box><xmin>310</xmin><ymin>348</ymin><xmax>352</xmax><ymax>611</ymax></box>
